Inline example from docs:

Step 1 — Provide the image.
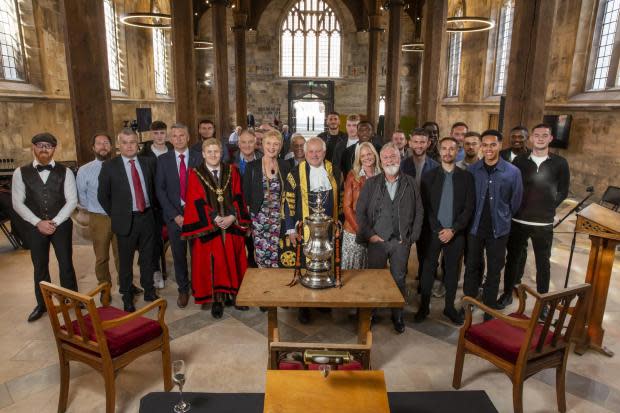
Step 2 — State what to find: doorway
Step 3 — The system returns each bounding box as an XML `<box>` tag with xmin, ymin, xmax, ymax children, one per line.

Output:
<box><xmin>292</xmin><ymin>100</ymin><xmax>326</xmax><ymax>138</ymax></box>
<box><xmin>288</xmin><ymin>81</ymin><xmax>334</xmax><ymax>138</ymax></box>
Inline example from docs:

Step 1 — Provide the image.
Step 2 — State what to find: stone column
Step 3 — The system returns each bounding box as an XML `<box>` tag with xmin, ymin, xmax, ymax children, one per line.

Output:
<box><xmin>171</xmin><ymin>0</ymin><xmax>197</xmax><ymax>139</ymax></box>
<box><xmin>419</xmin><ymin>0</ymin><xmax>448</xmax><ymax>124</ymax></box>
<box><xmin>60</xmin><ymin>0</ymin><xmax>113</xmax><ymax>165</ymax></box>
<box><xmin>366</xmin><ymin>2</ymin><xmax>383</xmax><ymax>127</ymax></box>
<box><xmin>384</xmin><ymin>0</ymin><xmax>404</xmax><ymax>141</ymax></box>
<box><xmin>232</xmin><ymin>9</ymin><xmax>248</xmax><ymax>128</ymax></box>
<box><xmin>212</xmin><ymin>0</ymin><xmax>231</xmax><ymax>141</ymax></box>
<box><xmin>503</xmin><ymin>0</ymin><xmax>557</xmax><ymax>138</ymax></box>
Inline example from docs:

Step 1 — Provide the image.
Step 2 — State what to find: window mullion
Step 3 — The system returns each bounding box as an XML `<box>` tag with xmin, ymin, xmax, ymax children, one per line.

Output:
<box><xmin>608</xmin><ymin>20</ymin><xmax>620</xmax><ymax>88</ymax></box>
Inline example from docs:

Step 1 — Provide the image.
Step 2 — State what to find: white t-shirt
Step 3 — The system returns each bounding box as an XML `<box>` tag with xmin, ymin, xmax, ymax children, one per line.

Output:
<box><xmin>530</xmin><ymin>154</ymin><xmax>548</xmax><ymax>169</ymax></box>
<box><xmin>346</xmin><ymin>138</ymin><xmax>359</xmax><ymax>148</ymax></box>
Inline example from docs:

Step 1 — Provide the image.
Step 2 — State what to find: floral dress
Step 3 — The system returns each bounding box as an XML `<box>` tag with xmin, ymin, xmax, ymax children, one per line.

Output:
<box><xmin>251</xmin><ymin>175</ymin><xmax>282</xmax><ymax>268</ymax></box>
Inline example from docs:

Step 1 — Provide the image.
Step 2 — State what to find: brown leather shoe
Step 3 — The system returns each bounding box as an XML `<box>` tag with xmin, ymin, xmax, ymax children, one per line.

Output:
<box><xmin>177</xmin><ymin>292</ymin><xmax>189</xmax><ymax>308</ymax></box>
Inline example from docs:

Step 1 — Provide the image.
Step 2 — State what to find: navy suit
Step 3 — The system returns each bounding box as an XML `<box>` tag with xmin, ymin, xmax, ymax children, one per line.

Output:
<box><xmin>155</xmin><ymin>149</ymin><xmax>202</xmax><ymax>294</ymax></box>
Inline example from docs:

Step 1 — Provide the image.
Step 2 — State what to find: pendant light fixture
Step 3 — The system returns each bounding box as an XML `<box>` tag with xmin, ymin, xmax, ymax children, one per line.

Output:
<box><xmin>121</xmin><ymin>0</ymin><xmax>171</xmax><ymax>29</ymax></box>
<box><xmin>446</xmin><ymin>1</ymin><xmax>494</xmax><ymax>33</ymax></box>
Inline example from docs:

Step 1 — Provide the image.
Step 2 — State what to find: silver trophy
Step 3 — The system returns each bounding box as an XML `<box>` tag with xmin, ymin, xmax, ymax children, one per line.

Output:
<box><xmin>300</xmin><ymin>189</ymin><xmax>337</xmax><ymax>289</ymax></box>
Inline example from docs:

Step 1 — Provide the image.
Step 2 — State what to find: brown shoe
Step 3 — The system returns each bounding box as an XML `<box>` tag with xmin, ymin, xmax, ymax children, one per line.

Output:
<box><xmin>177</xmin><ymin>292</ymin><xmax>189</xmax><ymax>308</ymax></box>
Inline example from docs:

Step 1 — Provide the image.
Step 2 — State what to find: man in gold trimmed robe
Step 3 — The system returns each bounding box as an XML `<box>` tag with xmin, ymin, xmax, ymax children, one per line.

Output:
<box><xmin>284</xmin><ymin>137</ymin><xmax>339</xmax><ymax>324</ymax></box>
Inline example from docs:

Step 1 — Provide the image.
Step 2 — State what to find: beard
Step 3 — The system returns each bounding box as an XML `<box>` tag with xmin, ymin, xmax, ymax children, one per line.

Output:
<box><xmin>384</xmin><ymin>164</ymin><xmax>399</xmax><ymax>176</ymax></box>
<box><xmin>95</xmin><ymin>151</ymin><xmax>111</xmax><ymax>161</ymax></box>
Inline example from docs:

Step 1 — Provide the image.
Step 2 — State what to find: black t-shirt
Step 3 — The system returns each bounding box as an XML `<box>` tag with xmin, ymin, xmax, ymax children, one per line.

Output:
<box><xmin>477</xmin><ymin>162</ymin><xmax>496</xmax><ymax>237</ymax></box>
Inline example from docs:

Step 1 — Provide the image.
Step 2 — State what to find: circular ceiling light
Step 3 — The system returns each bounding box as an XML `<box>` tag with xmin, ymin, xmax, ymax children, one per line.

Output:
<box><xmin>120</xmin><ymin>13</ymin><xmax>172</xmax><ymax>29</ymax></box>
<box><xmin>194</xmin><ymin>41</ymin><xmax>214</xmax><ymax>50</ymax></box>
<box><xmin>402</xmin><ymin>42</ymin><xmax>424</xmax><ymax>52</ymax></box>
<box><xmin>446</xmin><ymin>17</ymin><xmax>495</xmax><ymax>33</ymax></box>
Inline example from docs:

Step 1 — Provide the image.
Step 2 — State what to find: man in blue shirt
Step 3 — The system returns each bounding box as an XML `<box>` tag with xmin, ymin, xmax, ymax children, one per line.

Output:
<box><xmin>451</xmin><ymin>121</ymin><xmax>469</xmax><ymax>162</ymax></box>
<box><xmin>463</xmin><ymin>130</ymin><xmax>523</xmax><ymax>320</ymax></box>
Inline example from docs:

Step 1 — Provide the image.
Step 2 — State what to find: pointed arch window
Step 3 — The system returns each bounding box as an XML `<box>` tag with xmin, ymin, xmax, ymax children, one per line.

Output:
<box><xmin>588</xmin><ymin>0</ymin><xmax>620</xmax><ymax>90</ymax></box>
<box><xmin>281</xmin><ymin>0</ymin><xmax>341</xmax><ymax>78</ymax></box>
<box><xmin>446</xmin><ymin>7</ymin><xmax>463</xmax><ymax>97</ymax></box>
<box><xmin>493</xmin><ymin>0</ymin><xmax>514</xmax><ymax>95</ymax></box>
<box><xmin>0</xmin><ymin>0</ymin><xmax>26</xmax><ymax>81</ymax></box>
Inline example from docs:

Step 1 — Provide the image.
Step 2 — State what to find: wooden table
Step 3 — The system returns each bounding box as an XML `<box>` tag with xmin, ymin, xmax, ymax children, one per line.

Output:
<box><xmin>264</xmin><ymin>370</ymin><xmax>390</xmax><ymax>413</ymax></box>
<box><xmin>236</xmin><ymin>268</ymin><xmax>405</xmax><ymax>369</ymax></box>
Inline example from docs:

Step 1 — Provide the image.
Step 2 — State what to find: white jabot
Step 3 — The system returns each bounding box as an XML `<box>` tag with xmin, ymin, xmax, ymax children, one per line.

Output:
<box><xmin>308</xmin><ymin>163</ymin><xmax>332</xmax><ymax>192</ymax></box>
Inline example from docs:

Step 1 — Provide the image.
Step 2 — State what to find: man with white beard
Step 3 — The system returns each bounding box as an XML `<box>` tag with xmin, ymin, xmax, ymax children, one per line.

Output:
<box><xmin>356</xmin><ymin>143</ymin><xmax>423</xmax><ymax>333</ymax></box>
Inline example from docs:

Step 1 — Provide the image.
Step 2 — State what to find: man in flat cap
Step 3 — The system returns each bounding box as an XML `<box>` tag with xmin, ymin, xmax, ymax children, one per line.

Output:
<box><xmin>12</xmin><ymin>133</ymin><xmax>79</xmax><ymax>322</ymax></box>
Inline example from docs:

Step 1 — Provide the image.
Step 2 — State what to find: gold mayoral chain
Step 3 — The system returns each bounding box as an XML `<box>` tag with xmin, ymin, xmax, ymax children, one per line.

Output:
<box><xmin>196</xmin><ymin>168</ymin><xmax>231</xmax><ymax>204</ymax></box>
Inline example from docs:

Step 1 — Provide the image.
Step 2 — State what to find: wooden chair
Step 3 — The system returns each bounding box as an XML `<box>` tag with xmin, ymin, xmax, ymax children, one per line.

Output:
<box><xmin>452</xmin><ymin>283</ymin><xmax>590</xmax><ymax>413</ymax></box>
<box><xmin>40</xmin><ymin>282</ymin><xmax>173</xmax><ymax>413</ymax></box>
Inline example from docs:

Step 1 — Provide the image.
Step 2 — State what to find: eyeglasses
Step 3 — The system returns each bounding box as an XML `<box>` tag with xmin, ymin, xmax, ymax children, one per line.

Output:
<box><xmin>34</xmin><ymin>143</ymin><xmax>55</xmax><ymax>150</ymax></box>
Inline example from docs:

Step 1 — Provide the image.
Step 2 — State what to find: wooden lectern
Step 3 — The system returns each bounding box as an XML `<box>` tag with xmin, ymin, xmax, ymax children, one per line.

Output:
<box><xmin>573</xmin><ymin>204</ymin><xmax>620</xmax><ymax>357</ymax></box>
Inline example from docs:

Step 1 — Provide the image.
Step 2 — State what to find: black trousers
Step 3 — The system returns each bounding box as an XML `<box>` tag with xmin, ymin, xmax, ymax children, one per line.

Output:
<box><xmin>463</xmin><ymin>233</ymin><xmax>508</xmax><ymax>307</ymax></box>
<box><xmin>504</xmin><ymin>222</ymin><xmax>553</xmax><ymax>294</ymax></box>
<box><xmin>152</xmin><ymin>210</ymin><xmax>164</xmax><ymax>273</ymax></box>
<box><xmin>116</xmin><ymin>210</ymin><xmax>156</xmax><ymax>301</ymax></box>
<box><xmin>368</xmin><ymin>240</ymin><xmax>411</xmax><ymax>319</ymax></box>
<box><xmin>420</xmin><ymin>232</ymin><xmax>465</xmax><ymax>309</ymax></box>
<box><xmin>166</xmin><ymin>220</ymin><xmax>190</xmax><ymax>294</ymax></box>
<box><xmin>29</xmin><ymin>219</ymin><xmax>77</xmax><ymax>306</ymax></box>
<box><xmin>245</xmin><ymin>234</ymin><xmax>257</xmax><ymax>268</ymax></box>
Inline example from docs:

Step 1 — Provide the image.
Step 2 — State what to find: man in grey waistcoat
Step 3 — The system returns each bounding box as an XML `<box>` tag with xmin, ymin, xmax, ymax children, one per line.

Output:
<box><xmin>356</xmin><ymin>143</ymin><xmax>423</xmax><ymax>333</ymax></box>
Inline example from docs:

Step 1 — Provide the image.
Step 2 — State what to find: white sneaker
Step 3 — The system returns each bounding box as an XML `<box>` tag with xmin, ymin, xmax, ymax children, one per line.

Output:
<box><xmin>153</xmin><ymin>271</ymin><xmax>165</xmax><ymax>289</ymax></box>
<box><xmin>432</xmin><ymin>280</ymin><xmax>446</xmax><ymax>298</ymax></box>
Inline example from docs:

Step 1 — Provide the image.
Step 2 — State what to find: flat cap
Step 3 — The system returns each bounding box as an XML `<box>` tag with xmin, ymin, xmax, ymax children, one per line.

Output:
<box><xmin>32</xmin><ymin>133</ymin><xmax>58</xmax><ymax>146</ymax></box>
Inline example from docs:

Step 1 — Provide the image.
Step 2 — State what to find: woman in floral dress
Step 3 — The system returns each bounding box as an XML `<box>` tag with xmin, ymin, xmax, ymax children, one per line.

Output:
<box><xmin>243</xmin><ymin>130</ymin><xmax>292</xmax><ymax>267</ymax></box>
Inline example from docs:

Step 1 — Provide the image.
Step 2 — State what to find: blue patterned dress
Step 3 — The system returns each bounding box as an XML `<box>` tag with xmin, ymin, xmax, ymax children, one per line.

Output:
<box><xmin>251</xmin><ymin>175</ymin><xmax>282</xmax><ymax>268</ymax></box>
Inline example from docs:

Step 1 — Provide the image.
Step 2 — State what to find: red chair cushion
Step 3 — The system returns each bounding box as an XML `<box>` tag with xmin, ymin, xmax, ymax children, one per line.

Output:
<box><xmin>465</xmin><ymin>313</ymin><xmax>554</xmax><ymax>363</ymax></box>
<box><xmin>65</xmin><ymin>306</ymin><xmax>163</xmax><ymax>358</ymax></box>
<box><xmin>278</xmin><ymin>360</ymin><xmax>304</xmax><ymax>370</ymax></box>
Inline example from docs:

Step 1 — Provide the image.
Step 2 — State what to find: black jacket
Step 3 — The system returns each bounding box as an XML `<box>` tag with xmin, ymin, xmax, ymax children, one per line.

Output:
<box><xmin>138</xmin><ymin>141</ymin><xmax>173</xmax><ymax>160</ymax></box>
<box><xmin>512</xmin><ymin>152</ymin><xmax>570</xmax><ymax>223</ymax></box>
<box><xmin>500</xmin><ymin>148</ymin><xmax>530</xmax><ymax>163</ymax></box>
<box><xmin>97</xmin><ymin>155</ymin><xmax>157</xmax><ymax>236</ymax></box>
<box><xmin>242</xmin><ymin>158</ymin><xmax>292</xmax><ymax>214</ymax></box>
<box><xmin>420</xmin><ymin>166</ymin><xmax>475</xmax><ymax>234</ymax></box>
<box><xmin>318</xmin><ymin>130</ymin><xmax>347</xmax><ymax>163</ymax></box>
<box><xmin>356</xmin><ymin>172</ymin><xmax>423</xmax><ymax>245</ymax></box>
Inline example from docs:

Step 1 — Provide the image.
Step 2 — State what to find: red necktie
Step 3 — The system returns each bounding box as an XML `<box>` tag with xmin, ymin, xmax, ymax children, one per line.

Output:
<box><xmin>129</xmin><ymin>159</ymin><xmax>146</xmax><ymax>212</ymax></box>
<box><xmin>179</xmin><ymin>154</ymin><xmax>187</xmax><ymax>202</ymax></box>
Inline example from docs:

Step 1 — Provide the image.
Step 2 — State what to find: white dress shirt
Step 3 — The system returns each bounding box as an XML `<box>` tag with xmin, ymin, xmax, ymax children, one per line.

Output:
<box><xmin>12</xmin><ymin>160</ymin><xmax>78</xmax><ymax>226</ymax></box>
<box><xmin>121</xmin><ymin>156</ymin><xmax>151</xmax><ymax>211</ymax></box>
<box><xmin>309</xmin><ymin>163</ymin><xmax>332</xmax><ymax>192</ymax></box>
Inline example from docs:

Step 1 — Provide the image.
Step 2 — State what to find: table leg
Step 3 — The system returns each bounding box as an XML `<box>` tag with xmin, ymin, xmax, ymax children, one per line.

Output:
<box><xmin>267</xmin><ymin>308</ymin><xmax>279</xmax><ymax>369</ymax></box>
<box><xmin>574</xmin><ymin>237</ymin><xmax>617</xmax><ymax>357</ymax></box>
<box><xmin>357</xmin><ymin>308</ymin><xmax>371</xmax><ymax>345</ymax></box>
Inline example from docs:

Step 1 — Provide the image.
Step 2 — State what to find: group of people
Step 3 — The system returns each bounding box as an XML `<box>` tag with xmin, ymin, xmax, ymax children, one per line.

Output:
<box><xmin>12</xmin><ymin>113</ymin><xmax>569</xmax><ymax>337</ymax></box>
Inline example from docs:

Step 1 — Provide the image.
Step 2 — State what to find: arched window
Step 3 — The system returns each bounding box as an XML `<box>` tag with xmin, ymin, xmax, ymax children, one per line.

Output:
<box><xmin>153</xmin><ymin>28</ymin><xmax>169</xmax><ymax>95</ymax></box>
<box><xmin>104</xmin><ymin>0</ymin><xmax>122</xmax><ymax>91</ymax></box>
<box><xmin>493</xmin><ymin>0</ymin><xmax>514</xmax><ymax>95</ymax></box>
<box><xmin>589</xmin><ymin>0</ymin><xmax>620</xmax><ymax>90</ymax></box>
<box><xmin>446</xmin><ymin>7</ymin><xmax>463</xmax><ymax>97</ymax></box>
<box><xmin>281</xmin><ymin>0</ymin><xmax>341</xmax><ymax>78</ymax></box>
<box><xmin>0</xmin><ymin>0</ymin><xmax>26</xmax><ymax>81</ymax></box>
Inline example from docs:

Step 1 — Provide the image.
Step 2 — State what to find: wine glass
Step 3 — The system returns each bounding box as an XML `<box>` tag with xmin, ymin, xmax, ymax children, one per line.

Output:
<box><xmin>172</xmin><ymin>360</ymin><xmax>191</xmax><ymax>413</ymax></box>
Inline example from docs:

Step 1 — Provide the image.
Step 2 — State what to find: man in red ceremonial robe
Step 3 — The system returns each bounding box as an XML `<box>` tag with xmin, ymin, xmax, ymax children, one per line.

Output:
<box><xmin>182</xmin><ymin>138</ymin><xmax>250</xmax><ymax>318</ymax></box>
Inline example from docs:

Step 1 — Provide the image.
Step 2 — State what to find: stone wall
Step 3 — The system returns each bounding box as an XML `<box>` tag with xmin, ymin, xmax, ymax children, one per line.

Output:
<box><xmin>433</xmin><ymin>0</ymin><xmax>620</xmax><ymax>198</ymax></box>
<box><xmin>0</xmin><ymin>0</ymin><xmax>176</xmax><ymax>164</ymax></box>
<box><xmin>196</xmin><ymin>0</ymin><xmax>419</xmax><ymax>130</ymax></box>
